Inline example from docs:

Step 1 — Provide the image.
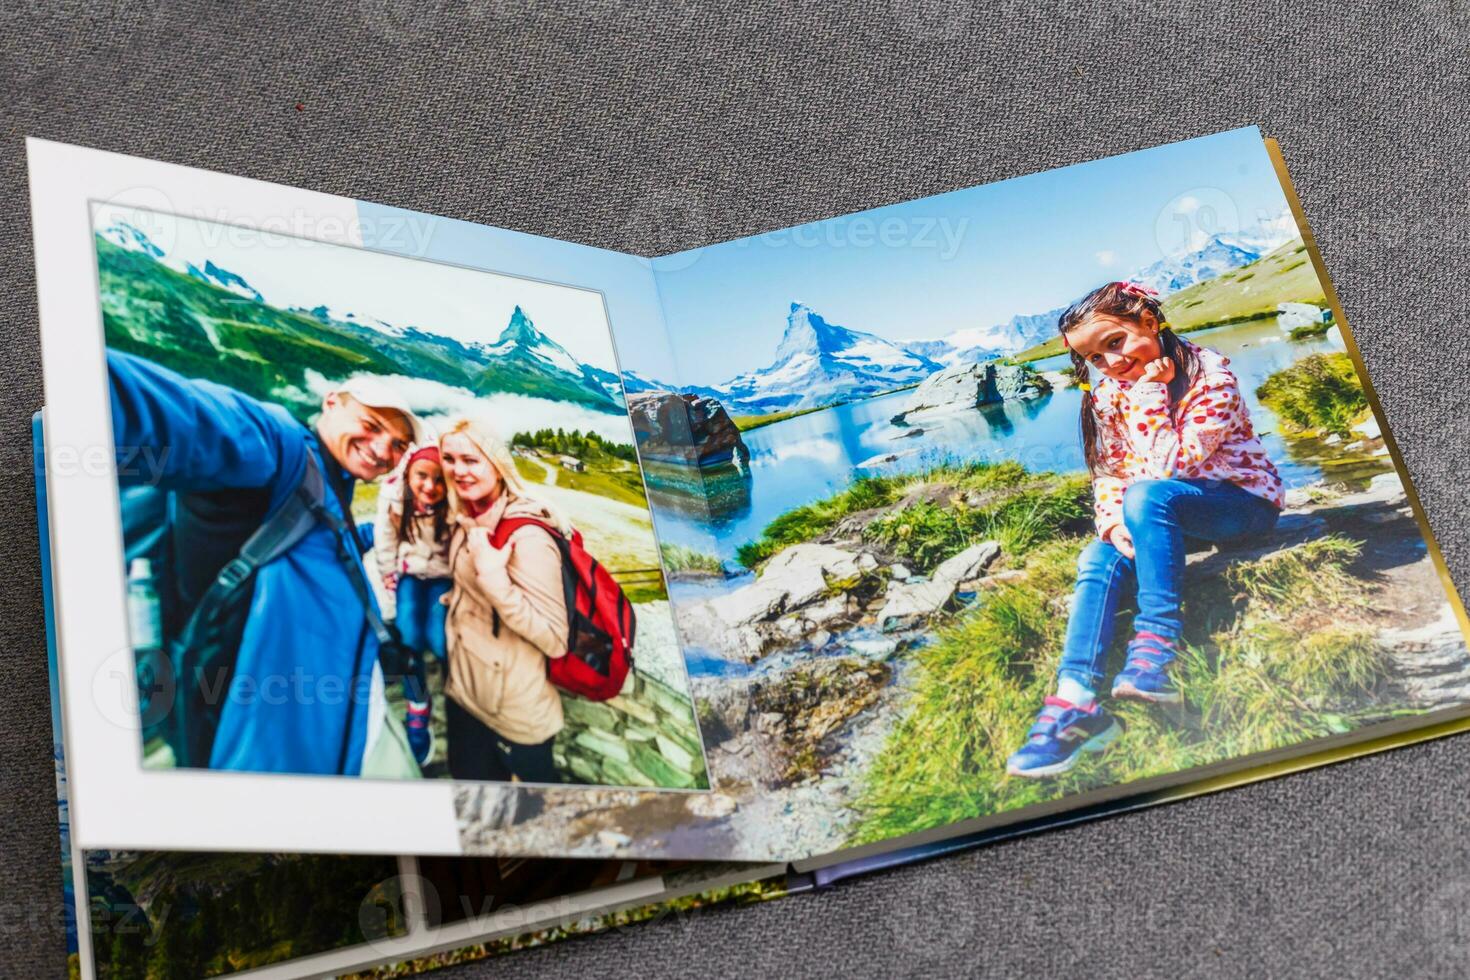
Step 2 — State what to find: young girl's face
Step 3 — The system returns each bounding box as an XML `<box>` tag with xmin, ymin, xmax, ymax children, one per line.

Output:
<box><xmin>407</xmin><ymin>458</ymin><xmax>446</xmax><ymax>508</ymax></box>
<box><xmin>1067</xmin><ymin>311</ymin><xmax>1163</xmax><ymax>382</ymax></box>
<box><xmin>441</xmin><ymin>433</ymin><xmax>503</xmax><ymax>504</ymax></box>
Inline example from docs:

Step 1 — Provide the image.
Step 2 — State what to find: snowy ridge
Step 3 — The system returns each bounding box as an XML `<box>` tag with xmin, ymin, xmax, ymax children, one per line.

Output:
<box><xmin>96</xmin><ymin>219</ymin><xmax>628</xmax><ymax>411</ymax></box>
<box><xmin>706</xmin><ymin>303</ymin><xmax>942</xmax><ymax>413</ymax></box>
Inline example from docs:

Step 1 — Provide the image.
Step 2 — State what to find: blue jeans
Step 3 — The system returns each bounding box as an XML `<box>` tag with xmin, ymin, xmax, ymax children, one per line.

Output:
<box><xmin>1056</xmin><ymin>479</ymin><xmax>1279</xmax><ymax>690</ymax></box>
<box><xmin>396</xmin><ymin>575</ymin><xmax>450</xmax><ymax>702</ymax></box>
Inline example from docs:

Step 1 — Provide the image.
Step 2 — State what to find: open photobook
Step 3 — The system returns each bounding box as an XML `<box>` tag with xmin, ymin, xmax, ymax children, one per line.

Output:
<box><xmin>32</xmin><ymin>128</ymin><xmax>1470</xmax><ymax>912</ymax></box>
<box><xmin>37</xmin><ymin>413</ymin><xmax>995</xmax><ymax>978</ymax></box>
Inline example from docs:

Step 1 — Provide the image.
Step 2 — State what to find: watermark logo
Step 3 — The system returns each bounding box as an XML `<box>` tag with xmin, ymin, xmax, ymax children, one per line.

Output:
<box><xmin>358</xmin><ymin>873</ymin><xmax>420</xmax><ymax>947</ymax></box>
<box><xmin>91</xmin><ymin>646</ymin><xmax>149</xmax><ymax>733</ymax></box>
<box><xmin>881</xmin><ymin>871</ymin><xmax>981</xmax><ymax>969</ymax></box>
<box><xmin>1154</xmin><ymin>187</ymin><xmax>1243</xmax><ymax>257</ymax></box>
<box><xmin>1423</xmin><ymin>876</ymin><xmax>1470</xmax><ymax>962</ymax></box>
<box><xmin>633</xmin><ymin>187</ymin><xmax>712</xmax><ymax>274</ymax></box>
<box><xmin>95</xmin><ymin>187</ymin><xmax>182</xmax><ymax>259</ymax></box>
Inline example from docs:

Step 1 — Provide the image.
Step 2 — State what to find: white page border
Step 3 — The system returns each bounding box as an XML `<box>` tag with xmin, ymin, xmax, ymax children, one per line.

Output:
<box><xmin>29</xmin><ymin>138</ymin><xmax>461</xmax><ymax>855</ymax></box>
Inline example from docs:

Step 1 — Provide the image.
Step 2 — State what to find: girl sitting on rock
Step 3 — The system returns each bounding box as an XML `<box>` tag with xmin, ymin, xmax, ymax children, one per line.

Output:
<box><xmin>1006</xmin><ymin>281</ymin><xmax>1284</xmax><ymax>778</ymax></box>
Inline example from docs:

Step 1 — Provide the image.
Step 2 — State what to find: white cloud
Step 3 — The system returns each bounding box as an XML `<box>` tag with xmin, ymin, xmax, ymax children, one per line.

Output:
<box><xmin>1095</xmin><ymin>250</ymin><xmax>1116</xmax><ymax>266</ymax></box>
<box><xmin>303</xmin><ymin>370</ymin><xmax>636</xmax><ymax>446</ymax></box>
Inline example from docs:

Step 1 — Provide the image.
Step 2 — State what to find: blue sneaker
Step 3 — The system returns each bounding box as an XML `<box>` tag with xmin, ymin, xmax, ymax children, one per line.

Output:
<box><xmin>405</xmin><ymin>699</ymin><xmax>434</xmax><ymax>767</ymax></box>
<box><xmin>1111</xmin><ymin>632</ymin><xmax>1182</xmax><ymax>705</ymax></box>
<box><xmin>1006</xmin><ymin>697</ymin><xmax>1121</xmax><ymax>778</ymax></box>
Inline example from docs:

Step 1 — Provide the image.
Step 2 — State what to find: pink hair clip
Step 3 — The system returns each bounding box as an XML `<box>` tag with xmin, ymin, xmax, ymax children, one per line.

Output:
<box><xmin>1118</xmin><ymin>281</ymin><xmax>1159</xmax><ymax>299</ymax></box>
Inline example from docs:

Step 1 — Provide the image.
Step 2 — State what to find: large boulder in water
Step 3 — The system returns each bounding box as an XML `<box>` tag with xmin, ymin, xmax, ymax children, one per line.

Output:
<box><xmin>628</xmin><ymin>391</ymin><xmax>750</xmax><ymax>468</ymax></box>
<box><xmin>893</xmin><ymin>361</ymin><xmax>1050</xmax><ymax>423</ymax></box>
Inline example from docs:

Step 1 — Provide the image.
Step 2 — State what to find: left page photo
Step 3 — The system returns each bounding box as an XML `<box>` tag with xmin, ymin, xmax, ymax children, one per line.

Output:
<box><xmin>29</xmin><ymin>138</ymin><xmax>721</xmax><ymax>856</ymax></box>
<box><xmin>42</xmin><ymin>410</ymin><xmax>787</xmax><ymax>980</ymax></box>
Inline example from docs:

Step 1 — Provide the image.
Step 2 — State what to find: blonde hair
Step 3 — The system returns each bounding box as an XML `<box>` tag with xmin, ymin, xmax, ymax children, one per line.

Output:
<box><xmin>438</xmin><ymin>417</ymin><xmax>572</xmax><ymax>534</ymax></box>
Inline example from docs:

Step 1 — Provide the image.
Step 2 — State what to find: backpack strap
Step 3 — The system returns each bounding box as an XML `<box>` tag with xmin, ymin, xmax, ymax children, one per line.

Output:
<box><xmin>484</xmin><ymin>515</ymin><xmax>576</xmax><ymax>650</ymax></box>
<box><xmin>302</xmin><ymin>480</ymin><xmax>398</xmax><ymax>652</ymax></box>
<box><xmin>182</xmin><ymin>453</ymin><xmax>328</xmax><ymax>639</ymax></box>
<box><xmin>488</xmin><ymin>515</ymin><xmax>555</xmax><ymax>549</ymax></box>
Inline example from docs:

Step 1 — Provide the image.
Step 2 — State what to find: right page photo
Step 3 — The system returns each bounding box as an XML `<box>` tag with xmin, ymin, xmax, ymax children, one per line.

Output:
<box><xmin>629</xmin><ymin>125</ymin><xmax>1470</xmax><ymax>857</ymax></box>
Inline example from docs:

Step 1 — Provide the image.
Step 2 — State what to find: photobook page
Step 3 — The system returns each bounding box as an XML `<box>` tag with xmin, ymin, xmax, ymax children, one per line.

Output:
<box><xmin>459</xmin><ymin>125</ymin><xmax>1470</xmax><ymax>866</ymax></box>
<box><xmin>30</xmin><ymin>138</ymin><xmax>744</xmax><ymax>858</ymax></box>
<box><xmin>41</xmin><ymin>408</ymin><xmax>786</xmax><ymax>980</ymax></box>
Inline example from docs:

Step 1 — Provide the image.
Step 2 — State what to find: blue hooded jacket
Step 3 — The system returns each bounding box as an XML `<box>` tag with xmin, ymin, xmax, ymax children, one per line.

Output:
<box><xmin>108</xmin><ymin>350</ymin><xmax>380</xmax><ymax>775</ymax></box>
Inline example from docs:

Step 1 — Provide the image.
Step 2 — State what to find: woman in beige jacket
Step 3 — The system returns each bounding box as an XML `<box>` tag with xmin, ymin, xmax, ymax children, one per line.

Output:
<box><xmin>439</xmin><ymin>418</ymin><xmax>569</xmax><ymax>783</ymax></box>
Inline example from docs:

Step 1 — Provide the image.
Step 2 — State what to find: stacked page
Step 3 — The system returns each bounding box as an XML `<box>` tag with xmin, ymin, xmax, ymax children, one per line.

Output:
<box><xmin>30</xmin><ymin>128</ymin><xmax>1470</xmax><ymax>976</ymax></box>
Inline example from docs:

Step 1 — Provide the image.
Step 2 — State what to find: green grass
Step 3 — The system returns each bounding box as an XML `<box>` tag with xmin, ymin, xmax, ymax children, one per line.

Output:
<box><xmin>515</xmin><ymin>454</ymin><xmax>648</xmax><ymax>507</ymax></box>
<box><xmin>735</xmin><ymin>474</ymin><xmax>904</xmax><ymax>567</ymax></box>
<box><xmin>1255</xmin><ymin>352</ymin><xmax>1369</xmax><ymax>438</ymax></box>
<box><xmin>1288</xmin><ymin>318</ymin><xmax>1334</xmax><ymax>340</ymax></box>
<box><xmin>732</xmin><ymin>405</ymin><xmax>830</xmax><ymax>431</ymax></box>
<box><xmin>852</xmin><ymin>533</ymin><xmax>1389</xmax><ymax>844</ymax></box>
<box><xmin>864</xmin><ymin>474</ymin><xmax>1090</xmax><ymax>572</ymax></box>
<box><xmin>1015</xmin><ymin>237</ymin><xmax>1329</xmax><ymax>362</ymax></box>
<box><xmin>659</xmin><ymin>542</ymin><xmax>724</xmax><ymax>575</ymax></box>
<box><xmin>734</xmin><ymin>460</ymin><xmax>1089</xmax><ymax>572</ymax></box>
<box><xmin>619</xmin><ymin>580</ymin><xmax>670</xmax><ymax>604</ymax></box>
<box><xmin>514</xmin><ymin>456</ymin><xmax>547</xmax><ymax>485</ymax></box>
<box><xmin>555</xmin><ymin>461</ymin><xmax>648</xmax><ymax>507</ymax></box>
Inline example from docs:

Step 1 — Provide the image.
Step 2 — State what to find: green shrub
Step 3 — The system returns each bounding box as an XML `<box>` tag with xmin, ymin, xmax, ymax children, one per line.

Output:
<box><xmin>1287</xmin><ymin>318</ymin><xmax>1333</xmax><ymax>340</ymax></box>
<box><xmin>735</xmin><ymin>475</ymin><xmax>902</xmax><ymax>568</ymax></box>
<box><xmin>1256</xmin><ymin>352</ymin><xmax>1368</xmax><ymax>437</ymax></box>
<box><xmin>659</xmin><ymin>543</ymin><xmax>723</xmax><ymax>575</ymax></box>
<box><xmin>861</xmin><ymin>474</ymin><xmax>1090</xmax><ymax>574</ymax></box>
<box><xmin>865</xmin><ymin>501</ymin><xmax>972</xmax><ymax>571</ymax></box>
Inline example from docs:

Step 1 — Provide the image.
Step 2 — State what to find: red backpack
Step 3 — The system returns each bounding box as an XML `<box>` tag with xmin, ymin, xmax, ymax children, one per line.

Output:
<box><xmin>489</xmin><ymin>517</ymin><xmax>636</xmax><ymax>702</ymax></box>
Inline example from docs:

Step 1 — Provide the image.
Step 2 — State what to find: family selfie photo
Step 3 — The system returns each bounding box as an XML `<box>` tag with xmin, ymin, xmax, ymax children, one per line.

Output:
<box><xmin>95</xmin><ymin>201</ymin><xmax>708</xmax><ymax>791</ymax></box>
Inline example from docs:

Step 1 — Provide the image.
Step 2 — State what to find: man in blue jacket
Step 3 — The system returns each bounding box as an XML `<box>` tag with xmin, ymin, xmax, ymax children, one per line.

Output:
<box><xmin>109</xmin><ymin>349</ymin><xmax>423</xmax><ymax>777</ymax></box>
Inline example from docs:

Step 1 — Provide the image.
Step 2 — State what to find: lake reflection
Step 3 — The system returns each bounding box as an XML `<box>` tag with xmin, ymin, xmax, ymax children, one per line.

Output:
<box><xmin>652</xmin><ymin>317</ymin><xmax>1346</xmax><ymax>559</ymax></box>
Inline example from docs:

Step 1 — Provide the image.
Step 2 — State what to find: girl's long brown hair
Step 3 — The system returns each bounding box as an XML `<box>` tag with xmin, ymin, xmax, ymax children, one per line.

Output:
<box><xmin>1059</xmin><ymin>281</ymin><xmax>1199</xmax><ymax>475</ymax></box>
<box><xmin>399</xmin><ymin>465</ymin><xmax>449</xmax><ymax>546</ymax></box>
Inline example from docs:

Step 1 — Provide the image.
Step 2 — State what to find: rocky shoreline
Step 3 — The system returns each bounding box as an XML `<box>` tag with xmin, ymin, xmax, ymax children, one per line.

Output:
<box><xmin>456</xmin><ymin>423</ymin><xmax>1470</xmax><ymax>861</ymax></box>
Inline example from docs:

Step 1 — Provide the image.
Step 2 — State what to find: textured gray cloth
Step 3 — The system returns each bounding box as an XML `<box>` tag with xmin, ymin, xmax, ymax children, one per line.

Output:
<box><xmin>3</xmin><ymin>1</ymin><xmax>1469</xmax><ymax>976</ymax></box>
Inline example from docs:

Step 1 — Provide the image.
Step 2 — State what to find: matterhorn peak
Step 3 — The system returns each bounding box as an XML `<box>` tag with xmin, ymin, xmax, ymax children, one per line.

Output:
<box><xmin>499</xmin><ymin>305</ymin><xmax>543</xmax><ymax>344</ymax></box>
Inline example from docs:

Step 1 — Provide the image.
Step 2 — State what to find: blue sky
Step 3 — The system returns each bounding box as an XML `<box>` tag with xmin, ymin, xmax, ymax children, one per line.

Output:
<box><xmin>648</xmin><ymin>127</ymin><xmax>1296</xmax><ymax>387</ymax></box>
<box><xmin>356</xmin><ymin>201</ymin><xmax>673</xmax><ymax>378</ymax></box>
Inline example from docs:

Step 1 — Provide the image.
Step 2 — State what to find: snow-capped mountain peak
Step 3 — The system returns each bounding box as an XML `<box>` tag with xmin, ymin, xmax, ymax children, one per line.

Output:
<box><xmin>299</xmin><ymin>305</ymin><xmax>409</xmax><ymax>338</ymax></box>
<box><xmin>99</xmin><ymin>220</ymin><xmax>165</xmax><ymax>259</ymax></box>
<box><xmin>185</xmin><ymin>259</ymin><xmax>263</xmax><ymax>303</ymax></box>
<box><xmin>481</xmin><ymin>305</ymin><xmax>583</xmax><ymax>376</ymax></box>
<box><xmin>1131</xmin><ymin>232</ymin><xmax>1266</xmax><ymax>295</ymax></box>
<box><xmin>619</xmin><ymin>369</ymin><xmax>670</xmax><ymax>395</ymax></box>
<box><xmin>710</xmin><ymin>303</ymin><xmax>942</xmax><ymax>413</ymax></box>
<box><xmin>901</xmin><ymin>306</ymin><xmax>1067</xmax><ymax>367</ymax></box>
<box><xmin>100</xmin><ymin>219</ymin><xmax>265</xmax><ymax>303</ymax></box>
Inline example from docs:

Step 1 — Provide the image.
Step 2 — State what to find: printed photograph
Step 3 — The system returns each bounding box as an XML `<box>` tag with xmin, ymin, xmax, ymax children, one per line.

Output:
<box><xmin>82</xmin><ymin>850</ymin><xmax>404</xmax><ymax>979</ymax></box>
<box><xmin>94</xmin><ymin>204</ymin><xmax>708</xmax><ymax>790</ymax></box>
<box><xmin>460</xmin><ymin>128</ymin><xmax>1470</xmax><ymax>856</ymax></box>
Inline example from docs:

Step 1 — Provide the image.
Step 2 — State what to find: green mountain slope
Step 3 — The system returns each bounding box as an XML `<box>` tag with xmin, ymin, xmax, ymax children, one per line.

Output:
<box><xmin>95</xmin><ymin>234</ymin><xmax>622</xmax><ymax>422</ymax></box>
<box><xmin>1015</xmin><ymin>237</ymin><xmax>1327</xmax><ymax>362</ymax></box>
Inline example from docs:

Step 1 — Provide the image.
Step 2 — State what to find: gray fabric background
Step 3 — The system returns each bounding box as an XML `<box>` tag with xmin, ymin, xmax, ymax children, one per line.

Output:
<box><xmin>2</xmin><ymin>1</ymin><xmax>1468</xmax><ymax>976</ymax></box>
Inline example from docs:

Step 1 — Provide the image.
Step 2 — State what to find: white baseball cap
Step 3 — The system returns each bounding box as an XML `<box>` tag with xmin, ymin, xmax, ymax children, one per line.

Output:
<box><xmin>332</xmin><ymin>375</ymin><xmax>425</xmax><ymax>444</ymax></box>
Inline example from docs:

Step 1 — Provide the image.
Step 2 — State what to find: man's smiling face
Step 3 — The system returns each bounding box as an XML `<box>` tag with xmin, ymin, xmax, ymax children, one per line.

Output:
<box><xmin>317</xmin><ymin>392</ymin><xmax>412</xmax><ymax>481</ymax></box>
